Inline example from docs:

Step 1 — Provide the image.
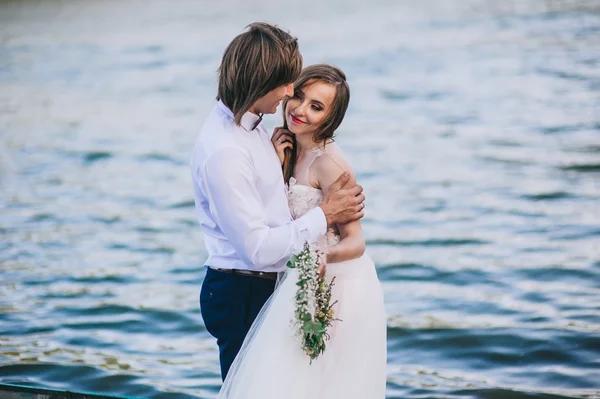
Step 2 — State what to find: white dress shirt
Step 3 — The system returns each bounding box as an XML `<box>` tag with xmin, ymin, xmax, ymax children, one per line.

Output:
<box><xmin>190</xmin><ymin>101</ymin><xmax>327</xmax><ymax>272</ymax></box>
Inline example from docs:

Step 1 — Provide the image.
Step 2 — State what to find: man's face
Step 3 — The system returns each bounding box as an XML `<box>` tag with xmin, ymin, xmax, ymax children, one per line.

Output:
<box><xmin>252</xmin><ymin>83</ymin><xmax>294</xmax><ymax>115</ymax></box>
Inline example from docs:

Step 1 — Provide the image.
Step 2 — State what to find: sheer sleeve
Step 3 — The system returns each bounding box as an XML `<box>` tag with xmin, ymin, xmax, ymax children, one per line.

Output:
<box><xmin>312</xmin><ymin>151</ymin><xmax>366</xmax><ymax>263</ymax></box>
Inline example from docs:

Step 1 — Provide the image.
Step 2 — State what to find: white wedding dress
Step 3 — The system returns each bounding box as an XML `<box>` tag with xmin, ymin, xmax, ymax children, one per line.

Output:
<box><xmin>217</xmin><ymin>146</ymin><xmax>387</xmax><ymax>399</ymax></box>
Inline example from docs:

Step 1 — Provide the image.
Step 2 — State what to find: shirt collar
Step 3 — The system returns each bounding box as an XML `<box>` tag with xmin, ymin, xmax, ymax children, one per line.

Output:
<box><xmin>216</xmin><ymin>101</ymin><xmax>262</xmax><ymax>132</ymax></box>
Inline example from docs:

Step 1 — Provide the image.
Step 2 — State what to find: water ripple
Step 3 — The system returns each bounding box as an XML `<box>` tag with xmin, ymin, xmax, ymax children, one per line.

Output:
<box><xmin>1</xmin><ymin>0</ymin><xmax>599</xmax><ymax>398</ymax></box>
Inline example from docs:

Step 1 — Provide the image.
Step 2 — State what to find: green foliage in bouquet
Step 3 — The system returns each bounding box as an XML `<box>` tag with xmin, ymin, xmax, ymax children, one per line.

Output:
<box><xmin>287</xmin><ymin>242</ymin><xmax>338</xmax><ymax>362</ymax></box>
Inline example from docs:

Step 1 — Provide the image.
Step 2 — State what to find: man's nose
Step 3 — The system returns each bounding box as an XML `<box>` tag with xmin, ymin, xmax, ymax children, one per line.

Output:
<box><xmin>285</xmin><ymin>83</ymin><xmax>294</xmax><ymax>97</ymax></box>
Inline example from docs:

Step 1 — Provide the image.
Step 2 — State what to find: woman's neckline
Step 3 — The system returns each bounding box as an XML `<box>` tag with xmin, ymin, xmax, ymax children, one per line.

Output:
<box><xmin>297</xmin><ymin>139</ymin><xmax>335</xmax><ymax>155</ymax></box>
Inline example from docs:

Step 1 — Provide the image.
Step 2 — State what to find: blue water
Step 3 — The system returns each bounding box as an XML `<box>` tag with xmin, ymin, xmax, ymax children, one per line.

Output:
<box><xmin>1</xmin><ymin>0</ymin><xmax>599</xmax><ymax>398</ymax></box>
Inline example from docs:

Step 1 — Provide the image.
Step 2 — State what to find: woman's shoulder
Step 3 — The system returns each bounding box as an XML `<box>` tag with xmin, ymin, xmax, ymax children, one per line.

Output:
<box><xmin>311</xmin><ymin>144</ymin><xmax>356</xmax><ymax>188</ymax></box>
<box><xmin>314</xmin><ymin>144</ymin><xmax>353</xmax><ymax>173</ymax></box>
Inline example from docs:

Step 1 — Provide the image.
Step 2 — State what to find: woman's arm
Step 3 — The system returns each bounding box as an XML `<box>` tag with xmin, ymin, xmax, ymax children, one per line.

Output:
<box><xmin>312</xmin><ymin>154</ymin><xmax>366</xmax><ymax>263</ymax></box>
<box><xmin>327</xmin><ymin>218</ymin><xmax>366</xmax><ymax>263</ymax></box>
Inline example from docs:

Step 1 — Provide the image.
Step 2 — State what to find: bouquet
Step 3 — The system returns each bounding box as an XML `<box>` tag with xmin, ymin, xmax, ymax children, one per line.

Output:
<box><xmin>287</xmin><ymin>242</ymin><xmax>338</xmax><ymax>362</ymax></box>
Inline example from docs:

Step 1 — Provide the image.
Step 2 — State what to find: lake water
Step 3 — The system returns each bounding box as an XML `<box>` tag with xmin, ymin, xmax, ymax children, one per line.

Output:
<box><xmin>1</xmin><ymin>0</ymin><xmax>599</xmax><ymax>398</ymax></box>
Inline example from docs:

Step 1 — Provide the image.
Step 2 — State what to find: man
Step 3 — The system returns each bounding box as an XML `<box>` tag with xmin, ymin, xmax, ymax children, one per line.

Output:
<box><xmin>190</xmin><ymin>22</ymin><xmax>365</xmax><ymax>380</ymax></box>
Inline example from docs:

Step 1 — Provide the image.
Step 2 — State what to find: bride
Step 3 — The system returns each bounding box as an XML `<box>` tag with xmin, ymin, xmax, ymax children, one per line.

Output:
<box><xmin>217</xmin><ymin>64</ymin><xmax>387</xmax><ymax>399</ymax></box>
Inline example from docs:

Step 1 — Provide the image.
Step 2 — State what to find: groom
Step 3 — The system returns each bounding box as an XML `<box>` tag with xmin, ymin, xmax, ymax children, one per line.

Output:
<box><xmin>190</xmin><ymin>22</ymin><xmax>366</xmax><ymax>380</ymax></box>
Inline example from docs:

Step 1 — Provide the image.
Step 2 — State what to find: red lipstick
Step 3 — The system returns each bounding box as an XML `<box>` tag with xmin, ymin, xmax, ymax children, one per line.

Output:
<box><xmin>290</xmin><ymin>115</ymin><xmax>306</xmax><ymax>125</ymax></box>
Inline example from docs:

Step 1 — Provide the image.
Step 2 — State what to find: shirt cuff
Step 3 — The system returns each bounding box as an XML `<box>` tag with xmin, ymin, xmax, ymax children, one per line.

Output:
<box><xmin>297</xmin><ymin>206</ymin><xmax>328</xmax><ymax>243</ymax></box>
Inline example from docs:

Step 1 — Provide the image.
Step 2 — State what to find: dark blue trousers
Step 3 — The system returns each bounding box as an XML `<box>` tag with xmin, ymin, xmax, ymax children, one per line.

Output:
<box><xmin>200</xmin><ymin>267</ymin><xmax>276</xmax><ymax>381</ymax></box>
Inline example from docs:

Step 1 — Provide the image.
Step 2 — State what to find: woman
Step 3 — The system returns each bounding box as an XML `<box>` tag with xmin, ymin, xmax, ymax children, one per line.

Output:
<box><xmin>217</xmin><ymin>64</ymin><xmax>386</xmax><ymax>399</ymax></box>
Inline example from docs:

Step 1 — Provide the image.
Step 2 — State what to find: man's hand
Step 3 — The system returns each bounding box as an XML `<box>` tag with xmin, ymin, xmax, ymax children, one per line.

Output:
<box><xmin>319</xmin><ymin>172</ymin><xmax>365</xmax><ymax>226</ymax></box>
<box><xmin>271</xmin><ymin>127</ymin><xmax>294</xmax><ymax>166</ymax></box>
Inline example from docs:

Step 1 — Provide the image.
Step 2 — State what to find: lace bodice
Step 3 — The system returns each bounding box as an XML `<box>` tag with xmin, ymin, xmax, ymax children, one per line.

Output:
<box><xmin>286</xmin><ymin>144</ymin><xmax>355</xmax><ymax>247</ymax></box>
<box><xmin>287</xmin><ymin>177</ymin><xmax>322</xmax><ymax>219</ymax></box>
<box><xmin>287</xmin><ymin>177</ymin><xmax>341</xmax><ymax>247</ymax></box>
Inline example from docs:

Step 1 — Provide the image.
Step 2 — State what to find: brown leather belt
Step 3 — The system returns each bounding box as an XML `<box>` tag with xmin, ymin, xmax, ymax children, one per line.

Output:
<box><xmin>209</xmin><ymin>267</ymin><xmax>278</xmax><ymax>281</ymax></box>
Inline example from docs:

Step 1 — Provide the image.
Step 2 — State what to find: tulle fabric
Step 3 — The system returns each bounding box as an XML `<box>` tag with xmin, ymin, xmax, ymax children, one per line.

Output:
<box><xmin>217</xmin><ymin>253</ymin><xmax>387</xmax><ymax>399</ymax></box>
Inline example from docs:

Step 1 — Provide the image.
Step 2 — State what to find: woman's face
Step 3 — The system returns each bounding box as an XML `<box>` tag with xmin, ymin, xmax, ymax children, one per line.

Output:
<box><xmin>285</xmin><ymin>80</ymin><xmax>336</xmax><ymax>138</ymax></box>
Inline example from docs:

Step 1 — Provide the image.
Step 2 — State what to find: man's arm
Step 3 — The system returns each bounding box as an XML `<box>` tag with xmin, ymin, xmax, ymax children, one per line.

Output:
<box><xmin>197</xmin><ymin>147</ymin><xmax>327</xmax><ymax>270</ymax></box>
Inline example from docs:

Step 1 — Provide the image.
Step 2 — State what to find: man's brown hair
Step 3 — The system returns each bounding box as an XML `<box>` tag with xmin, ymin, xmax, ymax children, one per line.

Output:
<box><xmin>217</xmin><ymin>22</ymin><xmax>303</xmax><ymax>125</ymax></box>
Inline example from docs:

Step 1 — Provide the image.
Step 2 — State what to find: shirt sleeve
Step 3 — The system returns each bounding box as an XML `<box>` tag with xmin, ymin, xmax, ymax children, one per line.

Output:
<box><xmin>198</xmin><ymin>146</ymin><xmax>327</xmax><ymax>270</ymax></box>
